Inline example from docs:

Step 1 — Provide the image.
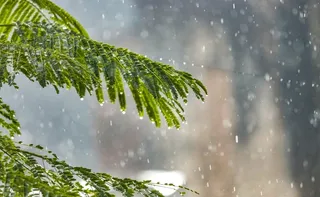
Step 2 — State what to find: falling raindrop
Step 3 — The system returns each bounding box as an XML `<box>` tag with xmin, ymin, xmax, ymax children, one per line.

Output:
<box><xmin>202</xmin><ymin>45</ymin><xmax>206</xmax><ymax>52</ymax></box>
<box><xmin>311</xmin><ymin>176</ymin><xmax>315</xmax><ymax>182</ymax></box>
<box><xmin>264</xmin><ymin>73</ymin><xmax>272</xmax><ymax>81</ymax></box>
<box><xmin>300</xmin><ymin>182</ymin><xmax>303</xmax><ymax>188</ymax></box>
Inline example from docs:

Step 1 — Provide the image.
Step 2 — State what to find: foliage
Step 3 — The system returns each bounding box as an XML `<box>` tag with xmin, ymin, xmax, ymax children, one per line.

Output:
<box><xmin>0</xmin><ymin>0</ymin><xmax>207</xmax><ymax>196</ymax></box>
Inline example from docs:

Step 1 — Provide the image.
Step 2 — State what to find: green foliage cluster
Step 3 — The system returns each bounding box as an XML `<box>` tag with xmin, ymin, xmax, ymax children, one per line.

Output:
<box><xmin>0</xmin><ymin>0</ymin><xmax>207</xmax><ymax>196</ymax></box>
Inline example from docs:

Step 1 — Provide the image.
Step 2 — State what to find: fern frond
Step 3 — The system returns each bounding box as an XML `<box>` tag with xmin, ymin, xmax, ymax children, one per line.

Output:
<box><xmin>0</xmin><ymin>0</ymin><xmax>88</xmax><ymax>40</ymax></box>
<box><xmin>0</xmin><ymin>97</ymin><xmax>20</xmax><ymax>136</ymax></box>
<box><xmin>0</xmin><ymin>1</ymin><xmax>205</xmax><ymax>196</ymax></box>
<box><xmin>0</xmin><ymin>132</ymin><xmax>196</xmax><ymax>196</ymax></box>
<box><xmin>1</xmin><ymin>22</ymin><xmax>207</xmax><ymax>128</ymax></box>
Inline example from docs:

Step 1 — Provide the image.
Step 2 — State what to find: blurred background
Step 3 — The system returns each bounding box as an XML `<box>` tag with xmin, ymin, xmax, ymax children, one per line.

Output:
<box><xmin>2</xmin><ymin>0</ymin><xmax>320</xmax><ymax>196</ymax></box>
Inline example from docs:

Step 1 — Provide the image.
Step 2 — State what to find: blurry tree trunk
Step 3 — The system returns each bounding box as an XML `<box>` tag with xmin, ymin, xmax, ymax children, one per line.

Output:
<box><xmin>275</xmin><ymin>1</ymin><xmax>320</xmax><ymax>196</ymax></box>
<box><xmin>175</xmin><ymin>24</ymin><xmax>236</xmax><ymax>197</ymax></box>
<box><xmin>234</xmin><ymin>82</ymin><xmax>299</xmax><ymax>197</ymax></box>
<box><xmin>182</xmin><ymin>69</ymin><xmax>236</xmax><ymax>197</ymax></box>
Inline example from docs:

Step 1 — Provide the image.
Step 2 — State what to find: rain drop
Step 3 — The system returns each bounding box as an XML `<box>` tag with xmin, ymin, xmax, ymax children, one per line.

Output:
<box><xmin>140</xmin><ymin>30</ymin><xmax>149</xmax><ymax>38</ymax></box>
<box><xmin>264</xmin><ymin>73</ymin><xmax>272</xmax><ymax>81</ymax></box>
<box><xmin>202</xmin><ymin>45</ymin><xmax>206</xmax><ymax>52</ymax></box>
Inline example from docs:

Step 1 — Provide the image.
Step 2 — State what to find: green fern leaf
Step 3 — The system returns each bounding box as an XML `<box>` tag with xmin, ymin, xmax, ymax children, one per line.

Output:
<box><xmin>0</xmin><ymin>0</ymin><xmax>88</xmax><ymax>40</ymax></box>
<box><xmin>1</xmin><ymin>22</ymin><xmax>207</xmax><ymax>128</ymax></box>
<box><xmin>0</xmin><ymin>97</ymin><xmax>20</xmax><ymax>136</ymax></box>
